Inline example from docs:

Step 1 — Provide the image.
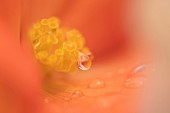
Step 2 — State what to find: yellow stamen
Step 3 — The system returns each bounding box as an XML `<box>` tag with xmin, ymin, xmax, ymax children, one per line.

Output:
<box><xmin>29</xmin><ymin>17</ymin><xmax>93</xmax><ymax>73</ymax></box>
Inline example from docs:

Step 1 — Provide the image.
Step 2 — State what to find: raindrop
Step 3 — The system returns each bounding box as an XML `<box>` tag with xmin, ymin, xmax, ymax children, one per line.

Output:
<box><xmin>71</xmin><ymin>90</ymin><xmax>84</xmax><ymax>98</ymax></box>
<box><xmin>34</xmin><ymin>41</ymin><xmax>40</xmax><ymax>49</ymax></box>
<box><xmin>78</xmin><ymin>52</ymin><xmax>92</xmax><ymax>71</ymax></box>
<box><xmin>63</xmin><ymin>97</ymin><xmax>71</xmax><ymax>101</ymax></box>
<box><xmin>125</xmin><ymin>77</ymin><xmax>146</xmax><ymax>88</ymax></box>
<box><xmin>88</xmin><ymin>79</ymin><xmax>105</xmax><ymax>89</ymax></box>
<box><xmin>133</xmin><ymin>64</ymin><xmax>145</xmax><ymax>74</ymax></box>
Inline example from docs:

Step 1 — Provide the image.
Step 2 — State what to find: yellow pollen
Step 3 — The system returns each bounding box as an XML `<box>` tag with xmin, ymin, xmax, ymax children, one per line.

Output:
<box><xmin>29</xmin><ymin>17</ymin><xmax>93</xmax><ymax>73</ymax></box>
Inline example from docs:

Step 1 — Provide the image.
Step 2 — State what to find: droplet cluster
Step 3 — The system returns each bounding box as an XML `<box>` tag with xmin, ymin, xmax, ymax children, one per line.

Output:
<box><xmin>71</xmin><ymin>90</ymin><xmax>84</xmax><ymax>98</ymax></box>
<box><xmin>125</xmin><ymin>77</ymin><xmax>146</xmax><ymax>88</ymax></box>
<box><xmin>125</xmin><ymin>64</ymin><xmax>147</xmax><ymax>88</ymax></box>
<box><xmin>29</xmin><ymin>17</ymin><xmax>93</xmax><ymax>72</ymax></box>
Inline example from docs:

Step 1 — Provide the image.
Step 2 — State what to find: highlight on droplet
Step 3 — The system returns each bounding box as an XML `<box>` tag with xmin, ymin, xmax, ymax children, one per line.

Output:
<box><xmin>125</xmin><ymin>77</ymin><xmax>146</xmax><ymax>88</ymax></box>
<box><xmin>28</xmin><ymin>17</ymin><xmax>93</xmax><ymax>73</ymax></box>
<box><xmin>71</xmin><ymin>90</ymin><xmax>84</xmax><ymax>98</ymax></box>
<box><xmin>88</xmin><ymin>79</ymin><xmax>105</xmax><ymax>89</ymax></box>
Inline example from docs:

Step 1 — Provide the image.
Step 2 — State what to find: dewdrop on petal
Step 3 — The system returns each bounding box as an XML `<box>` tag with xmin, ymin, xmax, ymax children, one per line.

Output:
<box><xmin>29</xmin><ymin>17</ymin><xmax>93</xmax><ymax>73</ymax></box>
<box><xmin>78</xmin><ymin>52</ymin><xmax>92</xmax><ymax>71</ymax></box>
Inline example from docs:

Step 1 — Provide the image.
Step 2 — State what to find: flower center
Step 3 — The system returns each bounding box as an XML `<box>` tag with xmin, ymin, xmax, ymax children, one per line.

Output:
<box><xmin>29</xmin><ymin>17</ymin><xmax>93</xmax><ymax>73</ymax></box>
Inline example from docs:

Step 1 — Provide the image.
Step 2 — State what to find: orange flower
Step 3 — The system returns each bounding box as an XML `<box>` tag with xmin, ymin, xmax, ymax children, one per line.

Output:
<box><xmin>0</xmin><ymin>0</ymin><xmax>147</xmax><ymax>113</ymax></box>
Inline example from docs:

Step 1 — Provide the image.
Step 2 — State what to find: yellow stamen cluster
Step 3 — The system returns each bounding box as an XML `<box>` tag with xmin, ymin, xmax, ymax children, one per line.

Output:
<box><xmin>29</xmin><ymin>17</ymin><xmax>92</xmax><ymax>73</ymax></box>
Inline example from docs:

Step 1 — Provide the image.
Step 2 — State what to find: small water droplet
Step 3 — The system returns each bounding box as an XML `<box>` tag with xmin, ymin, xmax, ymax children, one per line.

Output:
<box><xmin>34</xmin><ymin>41</ymin><xmax>40</xmax><ymax>49</ymax></box>
<box><xmin>78</xmin><ymin>52</ymin><xmax>92</xmax><ymax>71</ymax></box>
<box><xmin>88</xmin><ymin>79</ymin><xmax>105</xmax><ymax>89</ymax></box>
<box><xmin>63</xmin><ymin>97</ymin><xmax>71</xmax><ymax>101</ymax></box>
<box><xmin>125</xmin><ymin>77</ymin><xmax>146</xmax><ymax>88</ymax></box>
<box><xmin>71</xmin><ymin>90</ymin><xmax>84</xmax><ymax>98</ymax></box>
<box><xmin>133</xmin><ymin>64</ymin><xmax>146</xmax><ymax>74</ymax></box>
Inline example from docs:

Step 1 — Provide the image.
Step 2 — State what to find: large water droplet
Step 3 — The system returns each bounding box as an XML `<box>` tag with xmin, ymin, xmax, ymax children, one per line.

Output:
<box><xmin>71</xmin><ymin>90</ymin><xmax>84</xmax><ymax>98</ymax></box>
<box><xmin>125</xmin><ymin>77</ymin><xmax>146</xmax><ymax>88</ymax></box>
<box><xmin>88</xmin><ymin>79</ymin><xmax>105</xmax><ymax>89</ymax></box>
<box><xmin>78</xmin><ymin>52</ymin><xmax>92</xmax><ymax>71</ymax></box>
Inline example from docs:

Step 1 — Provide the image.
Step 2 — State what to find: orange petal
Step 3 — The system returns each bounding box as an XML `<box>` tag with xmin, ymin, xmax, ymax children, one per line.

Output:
<box><xmin>0</xmin><ymin>0</ymin><xmax>20</xmax><ymax>43</ymax></box>
<box><xmin>0</xmin><ymin>20</ymin><xmax>42</xmax><ymax>113</ymax></box>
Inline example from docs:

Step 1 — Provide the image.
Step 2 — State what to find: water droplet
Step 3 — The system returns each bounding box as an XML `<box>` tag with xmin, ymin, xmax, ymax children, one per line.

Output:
<box><xmin>88</xmin><ymin>79</ymin><xmax>105</xmax><ymax>89</ymax></box>
<box><xmin>63</xmin><ymin>97</ymin><xmax>71</xmax><ymax>101</ymax></box>
<box><xmin>78</xmin><ymin>52</ymin><xmax>92</xmax><ymax>71</ymax></box>
<box><xmin>125</xmin><ymin>77</ymin><xmax>146</xmax><ymax>88</ymax></box>
<box><xmin>34</xmin><ymin>41</ymin><xmax>40</xmax><ymax>49</ymax></box>
<box><xmin>71</xmin><ymin>90</ymin><xmax>84</xmax><ymax>98</ymax></box>
<box><xmin>133</xmin><ymin>64</ymin><xmax>146</xmax><ymax>74</ymax></box>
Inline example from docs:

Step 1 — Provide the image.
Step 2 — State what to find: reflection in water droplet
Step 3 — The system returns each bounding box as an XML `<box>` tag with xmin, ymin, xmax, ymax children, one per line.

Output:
<box><xmin>88</xmin><ymin>79</ymin><xmax>105</xmax><ymax>89</ymax></box>
<box><xmin>125</xmin><ymin>77</ymin><xmax>146</xmax><ymax>88</ymax></box>
<box><xmin>72</xmin><ymin>90</ymin><xmax>84</xmax><ymax>98</ymax></box>
<box><xmin>78</xmin><ymin>52</ymin><xmax>92</xmax><ymax>71</ymax></box>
